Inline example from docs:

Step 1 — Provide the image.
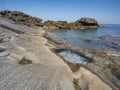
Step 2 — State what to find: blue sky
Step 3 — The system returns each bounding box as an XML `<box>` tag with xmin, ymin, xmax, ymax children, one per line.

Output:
<box><xmin>0</xmin><ymin>0</ymin><xmax>120</xmax><ymax>24</ymax></box>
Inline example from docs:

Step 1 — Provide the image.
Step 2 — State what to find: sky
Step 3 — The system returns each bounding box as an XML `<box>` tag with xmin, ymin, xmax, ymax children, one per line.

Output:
<box><xmin>0</xmin><ymin>0</ymin><xmax>120</xmax><ymax>24</ymax></box>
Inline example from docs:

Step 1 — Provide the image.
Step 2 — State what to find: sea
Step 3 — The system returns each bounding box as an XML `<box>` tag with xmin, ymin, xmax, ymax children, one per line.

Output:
<box><xmin>50</xmin><ymin>24</ymin><xmax>120</xmax><ymax>51</ymax></box>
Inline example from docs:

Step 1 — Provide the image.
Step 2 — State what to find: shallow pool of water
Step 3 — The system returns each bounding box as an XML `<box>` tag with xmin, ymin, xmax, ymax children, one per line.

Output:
<box><xmin>56</xmin><ymin>50</ymin><xmax>92</xmax><ymax>64</ymax></box>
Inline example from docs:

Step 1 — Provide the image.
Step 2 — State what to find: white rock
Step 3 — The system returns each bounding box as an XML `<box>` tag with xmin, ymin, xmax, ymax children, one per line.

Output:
<box><xmin>24</xmin><ymin>52</ymin><xmax>40</xmax><ymax>64</ymax></box>
<box><xmin>18</xmin><ymin>46</ymin><xmax>26</xmax><ymax>52</ymax></box>
<box><xmin>0</xmin><ymin>51</ymin><xmax>10</xmax><ymax>57</ymax></box>
<box><xmin>9</xmin><ymin>53</ymin><xmax>24</xmax><ymax>61</ymax></box>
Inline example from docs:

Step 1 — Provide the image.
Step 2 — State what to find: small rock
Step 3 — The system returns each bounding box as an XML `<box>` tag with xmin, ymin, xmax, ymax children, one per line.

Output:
<box><xmin>0</xmin><ymin>45</ymin><xmax>7</xmax><ymax>52</ymax></box>
<box><xmin>9</xmin><ymin>53</ymin><xmax>24</xmax><ymax>61</ymax></box>
<box><xmin>17</xmin><ymin>46</ymin><xmax>26</xmax><ymax>52</ymax></box>
<box><xmin>0</xmin><ymin>51</ymin><xmax>10</xmax><ymax>57</ymax></box>
<box><xmin>24</xmin><ymin>52</ymin><xmax>40</xmax><ymax>64</ymax></box>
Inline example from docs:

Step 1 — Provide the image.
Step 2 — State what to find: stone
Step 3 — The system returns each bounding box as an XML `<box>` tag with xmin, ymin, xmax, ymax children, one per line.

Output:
<box><xmin>0</xmin><ymin>51</ymin><xmax>10</xmax><ymax>57</ymax></box>
<box><xmin>0</xmin><ymin>45</ymin><xmax>7</xmax><ymax>52</ymax></box>
<box><xmin>78</xmin><ymin>18</ymin><xmax>99</xmax><ymax>26</ymax></box>
<box><xmin>24</xmin><ymin>52</ymin><xmax>40</xmax><ymax>64</ymax></box>
<box><xmin>0</xmin><ymin>37</ymin><xmax>4</xmax><ymax>42</ymax></box>
<box><xmin>74</xmin><ymin>67</ymin><xmax>112</xmax><ymax>90</ymax></box>
<box><xmin>43</xmin><ymin>18</ymin><xmax>99</xmax><ymax>30</ymax></box>
<box><xmin>9</xmin><ymin>53</ymin><xmax>24</xmax><ymax>61</ymax></box>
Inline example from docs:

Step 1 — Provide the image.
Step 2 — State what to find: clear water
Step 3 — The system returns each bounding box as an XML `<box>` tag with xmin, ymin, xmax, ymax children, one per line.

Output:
<box><xmin>51</xmin><ymin>24</ymin><xmax>120</xmax><ymax>50</ymax></box>
<box><xmin>57</xmin><ymin>50</ymin><xmax>92</xmax><ymax>64</ymax></box>
<box><xmin>52</xmin><ymin>24</ymin><xmax>120</xmax><ymax>64</ymax></box>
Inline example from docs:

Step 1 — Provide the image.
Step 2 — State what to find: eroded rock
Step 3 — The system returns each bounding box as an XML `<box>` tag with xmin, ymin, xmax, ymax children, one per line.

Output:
<box><xmin>0</xmin><ymin>10</ymin><xmax>43</xmax><ymax>27</ymax></box>
<box><xmin>43</xmin><ymin>18</ymin><xmax>99</xmax><ymax>30</ymax></box>
<box><xmin>0</xmin><ymin>51</ymin><xmax>10</xmax><ymax>57</ymax></box>
<box><xmin>74</xmin><ymin>67</ymin><xmax>112</xmax><ymax>90</ymax></box>
<box><xmin>0</xmin><ymin>45</ymin><xmax>7</xmax><ymax>52</ymax></box>
<box><xmin>24</xmin><ymin>52</ymin><xmax>40</xmax><ymax>64</ymax></box>
<box><xmin>78</xmin><ymin>18</ymin><xmax>99</xmax><ymax>26</ymax></box>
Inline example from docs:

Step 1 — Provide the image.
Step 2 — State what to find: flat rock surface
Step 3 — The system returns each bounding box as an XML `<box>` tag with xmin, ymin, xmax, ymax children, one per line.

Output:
<box><xmin>0</xmin><ymin>17</ymin><xmax>74</xmax><ymax>90</ymax></box>
<box><xmin>0</xmin><ymin>17</ymin><xmax>112</xmax><ymax>90</ymax></box>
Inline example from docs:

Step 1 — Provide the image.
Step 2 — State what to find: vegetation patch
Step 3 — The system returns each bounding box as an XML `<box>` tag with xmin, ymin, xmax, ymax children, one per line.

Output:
<box><xmin>19</xmin><ymin>58</ymin><xmax>32</xmax><ymax>65</ymax></box>
<box><xmin>73</xmin><ymin>79</ymin><xmax>81</xmax><ymax>90</ymax></box>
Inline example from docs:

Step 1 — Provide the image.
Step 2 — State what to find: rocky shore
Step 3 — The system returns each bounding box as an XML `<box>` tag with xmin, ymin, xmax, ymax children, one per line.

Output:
<box><xmin>43</xmin><ymin>18</ymin><xmax>99</xmax><ymax>30</ymax></box>
<box><xmin>44</xmin><ymin>31</ymin><xmax>120</xmax><ymax>90</ymax></box>
<box><xmin>0</xmin><ymin>11</ymin><xmax>118</xmax><ymax>90</ymax></box>
<box><xmin>0</xmin><ymin>10</ymin><xmax>43</xmax><ymax>26</ymax></box>
<box><xmin>0</xmin><ymin>10</ymin><xmax>99</xmax><ymax>30</ymax></box>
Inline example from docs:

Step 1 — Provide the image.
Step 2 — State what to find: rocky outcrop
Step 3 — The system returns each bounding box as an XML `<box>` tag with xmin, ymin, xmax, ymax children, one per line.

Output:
<box><xmin>0</xmin><ymin>10</ymin><xmax>99</xmax><ymax>30</ymax></box>
<box><xmin>78</xmin><ymin>18</ymin><xmax>99</xmax><ymax>26</ymax></box>
<box><xmin>75</xmin><ymin>18</ymin><xmax>99</xmax><ymax>29</ymax></box>
<box><xmin>43</xmin><ymin>18</ymin><xmax>99</xmax><ymax>30</ymax></box>
<box><xmin>43</xmin><ymin>20</ymin><xmax>69</xmax><ymax>30</ymax></box>
<box><xmin>0</xmin><ymin>10</ymin><xmax>42</xmax><ymax>26</ymax></box>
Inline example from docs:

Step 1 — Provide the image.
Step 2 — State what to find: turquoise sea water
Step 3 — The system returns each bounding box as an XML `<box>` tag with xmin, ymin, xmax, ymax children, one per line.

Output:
<box><xmin>51</xmin><ymin>24</ymin><xmax>120</xmax><ymax>51</ymax></box>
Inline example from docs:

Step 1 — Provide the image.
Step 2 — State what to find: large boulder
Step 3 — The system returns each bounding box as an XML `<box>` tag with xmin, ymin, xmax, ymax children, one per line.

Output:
<box><xmin>77</xmin><ymin>18</ymin><xmax>99</xmax><ymax>26</ymax></box>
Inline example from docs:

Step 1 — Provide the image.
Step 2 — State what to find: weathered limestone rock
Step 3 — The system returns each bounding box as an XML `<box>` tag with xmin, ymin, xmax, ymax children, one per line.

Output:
<box><xmin>74</xmin><ymin>67</ymin><xmax>112</xmax><ymax>90</ymax></box>
<box><xmin>0</xmin><ymin>51</ymin><xmax>10</xmax><ymax>57</ymax></box>
<box><xmin>24</xmin><ymin>52</ymin><xmax>40</xmax><ymax>64</ymax></box>
<box><xmin>9</xmin><ymin>53</ymin><xmax>24</xmax><ymax>61</ymax></box>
